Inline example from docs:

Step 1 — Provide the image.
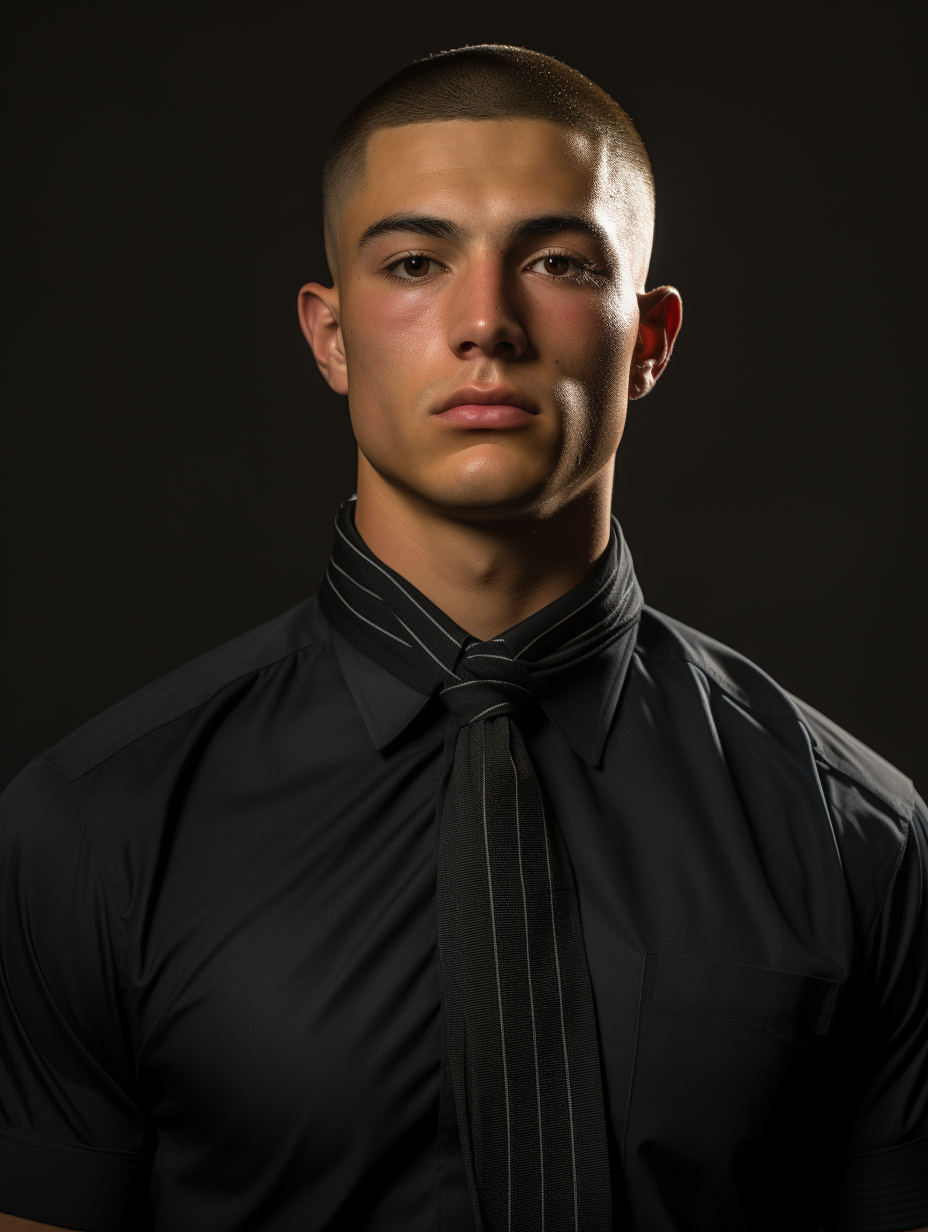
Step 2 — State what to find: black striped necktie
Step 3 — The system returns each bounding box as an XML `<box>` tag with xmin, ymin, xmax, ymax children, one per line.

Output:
<box><xmin>319</xmin><ymin>499</ymin><xmax>643</xmax><ymax>1232</ymax></box>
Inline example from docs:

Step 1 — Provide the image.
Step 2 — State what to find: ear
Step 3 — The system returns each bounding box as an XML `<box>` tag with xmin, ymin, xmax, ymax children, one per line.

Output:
<box><xmin>628</xmin><ymin>286</ymin><xmax>683</xmax><ymax>400</ymax></box>
<box><xmin>298</xmin><ymin>282</ymin><xmax>348</xmax><ymax>395</ymax></box>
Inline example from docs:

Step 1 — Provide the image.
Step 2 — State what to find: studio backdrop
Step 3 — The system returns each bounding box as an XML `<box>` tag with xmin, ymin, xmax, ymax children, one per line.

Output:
<box><xmin>5</xmin><ymin>5</ymin><xmax>923</xmax><ymax>789</ymax></box>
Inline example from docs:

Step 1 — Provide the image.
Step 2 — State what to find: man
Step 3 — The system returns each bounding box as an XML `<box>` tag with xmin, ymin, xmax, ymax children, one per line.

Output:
<box><xmin>0</xmin><ymin>43</ymin><xmax>924</xmax><ymax>1232</ymax></box>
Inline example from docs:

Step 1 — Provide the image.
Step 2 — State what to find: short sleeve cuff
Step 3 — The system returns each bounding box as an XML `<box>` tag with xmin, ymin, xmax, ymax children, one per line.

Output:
<box><xmin>834</xmin><ymin>1134</ymin><xmax>928</xmax><ymax>1231</ymax></box>
<box><xmin>0</xmin><ymin>1123</ymin><xmax>149</xmax><ymax>1231</ymax></box>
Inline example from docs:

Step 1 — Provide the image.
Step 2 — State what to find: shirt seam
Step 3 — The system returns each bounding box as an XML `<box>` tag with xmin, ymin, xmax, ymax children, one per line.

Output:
<box><xmin>861</xmin><ymin>800</ymin><xmax>915</xmax><ymax>960</ymax></box>
<box><xmin>32</xmin><ymin>757</ymin><xmax>133</xmax><ymax>1000</ymax></box>
<box><xmin>620</xmin><ymin>949</ymin><xmax>649</xmax><ymax>1166</ymax></box>
<box><xmin>634</xmin><ymin>646</ymin><xmax>912</xmax><ymax>824</ymax></box>
<box><xmin>51</xmin><ymin>637</ymin><xmax>327</xmax><ymax>783</ymax></box>
<box><xmin>811</xmin><ymin>755</ymin><xmax>913</xmax><ymax>829</ymax></box>
<box><xmin>842</xmin><ymin>1130</ymin><xmax>928</xmax><ymax>1159</ymax></box>
<box><xmin>634</xmin><ymin>645</ymin><xmax>793</xmax><ymax>719</ymax></box>
<box><xmin>0</xmin><ymin>1122</ymin><xmax>146</xmax><ymax>1160</ymax></box>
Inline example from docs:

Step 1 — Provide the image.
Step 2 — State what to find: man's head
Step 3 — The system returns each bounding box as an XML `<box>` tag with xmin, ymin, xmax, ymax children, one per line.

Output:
<box><xmin>321</xmin><ymin>46</ymin><xmax>656</xmax><ymax>283</ymax></box>
<box><xmin>300</xmin><ymin>45</ymin><xmax>681</xmax><ymax>524</ymax></box>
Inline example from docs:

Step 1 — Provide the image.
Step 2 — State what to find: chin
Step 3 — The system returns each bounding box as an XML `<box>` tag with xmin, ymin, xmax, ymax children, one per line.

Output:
<box><xmin>430</xmin><ymin>447</ymin><xmax>553</xmax><ymax>506</ymax></box>
<box><xmin>418</xmin><ymin>472</ymin><xmax>553</xmax><ymax>519</ymax></box>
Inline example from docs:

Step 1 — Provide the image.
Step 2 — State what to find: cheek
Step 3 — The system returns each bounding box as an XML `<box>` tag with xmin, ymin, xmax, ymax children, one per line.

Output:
<box><xmin>340</xmin><ymin>290</ymin><xmax>446</xmax><ymax>461</ymax></box>
<box><xmin>344</xmin><ymin>285</ymin><xmax>444</xmax><ymax>378</ymax></box>
<box><xmin>543</xmin><ymin>293</ymin><xmax>637</xmax><ymax>464</ymax></box>
<box><xmin>534</xmin><ymin>290</ymin><xmax>636</xmax><ymax>374</ymax></box>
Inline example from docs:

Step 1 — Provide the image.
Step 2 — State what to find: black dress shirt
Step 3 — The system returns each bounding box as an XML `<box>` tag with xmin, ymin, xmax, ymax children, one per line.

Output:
<box><xmin>1</xmin><ymin>591</ymin><xmax>926</xmax><ymax>1231</ymax></box>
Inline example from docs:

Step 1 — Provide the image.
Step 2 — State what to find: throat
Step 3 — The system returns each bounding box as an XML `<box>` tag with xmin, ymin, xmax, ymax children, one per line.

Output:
<box><xmin>352</xmin><ymin>478</ymin><xmax>613</xmax><ymax>641</ymax></box>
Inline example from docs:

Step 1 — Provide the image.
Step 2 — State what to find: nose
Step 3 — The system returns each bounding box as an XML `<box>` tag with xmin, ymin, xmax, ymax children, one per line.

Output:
<box><xmin>446</xmin><ymin>257</ymin><xmax>528</xmax><ymax>361</ymax></box>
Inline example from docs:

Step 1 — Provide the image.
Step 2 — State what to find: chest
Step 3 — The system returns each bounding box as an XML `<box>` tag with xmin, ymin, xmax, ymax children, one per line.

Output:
<box><xmin>123</xmin><ymin>674</ymin><xmax>851</xmax><ymax>1229</ymax></box>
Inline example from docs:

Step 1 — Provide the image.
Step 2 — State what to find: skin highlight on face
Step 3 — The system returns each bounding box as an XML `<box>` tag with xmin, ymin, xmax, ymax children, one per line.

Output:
<box><xmin>299</xmin><ymin>116</ymin><xmax>681</xmax><ymax>638</ymax></box>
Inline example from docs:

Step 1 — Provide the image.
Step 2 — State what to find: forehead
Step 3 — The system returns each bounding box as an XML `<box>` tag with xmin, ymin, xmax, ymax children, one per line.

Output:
<box><xmin>339</xmin><ymin>118</ymin><xmax>617</xmax><ymax>245</ymax></box>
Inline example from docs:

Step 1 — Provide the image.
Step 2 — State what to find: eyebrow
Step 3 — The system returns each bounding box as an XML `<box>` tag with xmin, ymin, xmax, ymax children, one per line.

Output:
<box><xmin>358</xmin><ymin>214</ymin><xmax>466</xmax><ymax>248</ymax></box>
<box><xmin>508</xmin><ymin>214</ymin><xmax>608</xmax><ymax>248</ymax></box>
<box><xmin>357</xmin><ymin>212</ymin><xmax>608</xmax><ymax>251</ymax></box>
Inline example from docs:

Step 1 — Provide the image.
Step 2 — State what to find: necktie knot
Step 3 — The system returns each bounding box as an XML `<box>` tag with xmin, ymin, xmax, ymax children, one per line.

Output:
<box><xmin>437</xmin><ymin>638</ymin><xmax>541</xmax><ymax>724</ymax></box>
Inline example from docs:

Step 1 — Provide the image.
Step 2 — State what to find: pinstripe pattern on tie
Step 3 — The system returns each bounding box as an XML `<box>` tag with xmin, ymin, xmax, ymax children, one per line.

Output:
<box><xmin>319</xmin><ymin>499</ymin><xmax>642</xmax><ymax>1232</ymax></box>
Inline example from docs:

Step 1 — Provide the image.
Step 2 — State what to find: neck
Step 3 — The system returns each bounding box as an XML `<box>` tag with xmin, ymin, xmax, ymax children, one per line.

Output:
<box><xmin>352</xmin><ymin>458</ymin><xmax>615</xmax><ymax>641</ymax></box>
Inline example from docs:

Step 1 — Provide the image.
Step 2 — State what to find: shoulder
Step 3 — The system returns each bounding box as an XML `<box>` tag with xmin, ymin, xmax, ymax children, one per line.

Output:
<box><xmin>784</xmin><ymin>694</ymin><xmax>914</xmax><ymax>821</ymax></box>
<box><xmin>0</xmin><ymin>598</ymin><xmax>332</xmax><ymax>986</ymax></box>
<box><xmin>634</xmin><ymin>607</ymin><xmax>916</xmax><ymax>920</ymax></box>
<box><xmin>636</xmin><ymin>606</ymin><xmax>913</xmax><ymax>810</ymax></box>
<box><xmin>14</xmin><ymin>595</ymin><xmax>329</xmax><ymax>788</ymax></box>
<box><xmin>635</xmin><ymin>605</ymin><xmax>797</xmax><ymax>718</ymax></box>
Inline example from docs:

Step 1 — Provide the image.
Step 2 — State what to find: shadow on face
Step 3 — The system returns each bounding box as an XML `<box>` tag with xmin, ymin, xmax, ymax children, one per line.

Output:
<box><xmin>300</xmin><ymin>118</ymin><xmax>679</xmax><ymax>522</ymax></box>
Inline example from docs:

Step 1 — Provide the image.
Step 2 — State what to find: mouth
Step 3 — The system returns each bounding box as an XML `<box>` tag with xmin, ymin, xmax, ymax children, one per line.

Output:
<box><xmin>432</xmin><ymin>386</ymin><xmax>540</xmax><ymax>429</ymax></box>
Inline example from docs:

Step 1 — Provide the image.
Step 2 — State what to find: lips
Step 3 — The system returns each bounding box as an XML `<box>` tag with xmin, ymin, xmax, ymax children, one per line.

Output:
<box><xmin>432</xmin><ymin>387</ymin><xmax>539</xmax><ymax>428</ymax></box>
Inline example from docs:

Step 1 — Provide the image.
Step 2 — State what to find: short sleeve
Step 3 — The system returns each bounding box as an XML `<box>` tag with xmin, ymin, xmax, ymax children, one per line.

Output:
<box><xmin>0</xmin><ymin>757</ymin><xmax>151</xmax><ymax>1230</ymax></box>
<box><xmin>830</xmin><ymin>792</ymin><xmax>928</xmax><ymax>1231</ymax></box>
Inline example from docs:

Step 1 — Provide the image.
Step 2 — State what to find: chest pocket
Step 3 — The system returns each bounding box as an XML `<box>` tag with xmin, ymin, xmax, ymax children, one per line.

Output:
<box><xmin>646</xmin><ymin>950</ymin><xmax>839</xmax><ymax>1034</ymax></box>
<box><xmin>622</xmin><ymin>952</ymin><xmax>841</xmax><ymax>1232</ymax></box>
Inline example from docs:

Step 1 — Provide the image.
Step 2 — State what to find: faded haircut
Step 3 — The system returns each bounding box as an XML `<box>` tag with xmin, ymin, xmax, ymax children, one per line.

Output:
<box><xmin>322</xmin><ymin>44</ymin><xmax>655</xmax><ymax>274</ymax></box>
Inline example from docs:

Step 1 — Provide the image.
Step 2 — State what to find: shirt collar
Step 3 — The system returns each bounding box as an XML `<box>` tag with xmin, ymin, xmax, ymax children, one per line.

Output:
<box><xmin>328</xmin><ymin>617</ymin><xmax>639</xmax><ymax>766</ymax></box>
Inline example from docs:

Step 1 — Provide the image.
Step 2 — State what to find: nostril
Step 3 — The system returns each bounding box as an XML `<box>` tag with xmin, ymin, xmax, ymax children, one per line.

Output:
<box><xmin>452</xmin><ymin>329</ymin><xmax>524</xmax><ymax>359</ymax></box>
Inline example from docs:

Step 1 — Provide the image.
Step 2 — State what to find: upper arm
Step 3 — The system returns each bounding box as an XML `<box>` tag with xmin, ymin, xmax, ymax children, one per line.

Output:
<box><xmin>829</xmin><ymin>793</ymin><xmax>928</xmax><ymax>1228</ymax></box>
<box><xmin>0</xmin><ymin>760</ymin><xmax>150</xmax><ymax>1230</ymax></box>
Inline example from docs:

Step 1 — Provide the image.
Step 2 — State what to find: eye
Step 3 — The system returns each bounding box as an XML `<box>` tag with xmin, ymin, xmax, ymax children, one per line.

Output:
<box><xmin>527</xmin><ymin>253</ymin><xmax>593</xmax><ymax>279</ymax></box>
<box><xmin>387</xmin><ymin>254</ymin><xmax>442</xmax><ymax>281</ymax></box>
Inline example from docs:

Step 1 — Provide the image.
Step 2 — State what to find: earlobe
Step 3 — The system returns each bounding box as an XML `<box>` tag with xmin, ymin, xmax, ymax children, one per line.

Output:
<box><xmin>628</xmin><ymin>356</ymin><xmax>656</xmax><ymax>401</ymax></box>
<box><xmin>298</xmin><ymin>283</ymin><xmax>349</xmax><ymax>396</ymax></box>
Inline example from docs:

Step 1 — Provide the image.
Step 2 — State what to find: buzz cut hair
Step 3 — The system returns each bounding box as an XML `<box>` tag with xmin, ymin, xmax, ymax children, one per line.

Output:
<box><xmin>322</xmin><ymin>44</ymin><xmax>655</xmax><ymax>271</ymax></box>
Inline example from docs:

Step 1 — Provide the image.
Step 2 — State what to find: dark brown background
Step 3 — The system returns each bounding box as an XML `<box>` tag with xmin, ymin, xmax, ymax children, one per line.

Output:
<box><xmin>5</xmin><ymin>6</ymin><xmax>924</xmax><ymax>790</ymax></box>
